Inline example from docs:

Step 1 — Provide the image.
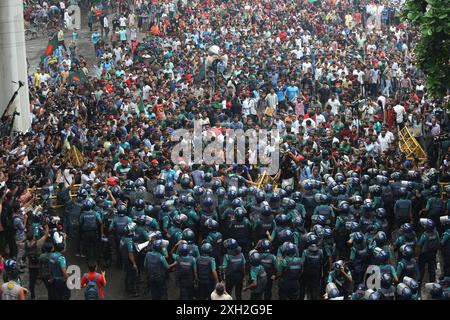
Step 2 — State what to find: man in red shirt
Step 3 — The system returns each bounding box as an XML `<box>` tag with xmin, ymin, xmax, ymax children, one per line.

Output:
<box><xmin>81</xmin><ymin>263</ymin><xmax>107</xmax><ymax>300</ymax></box>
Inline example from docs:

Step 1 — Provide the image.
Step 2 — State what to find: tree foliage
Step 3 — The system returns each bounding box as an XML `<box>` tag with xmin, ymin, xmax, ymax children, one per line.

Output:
<box><xmin>402</xmin><ymin>0</ymin><xmax>450</xmax><ymax>100</ymax></box>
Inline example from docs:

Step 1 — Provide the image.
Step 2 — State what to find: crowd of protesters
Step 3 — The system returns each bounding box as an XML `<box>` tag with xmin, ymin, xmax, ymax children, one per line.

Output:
<box><xmin>0</xmin><ymin>0</ymin><xmax>449</xmax><ymax>300</ymax></box>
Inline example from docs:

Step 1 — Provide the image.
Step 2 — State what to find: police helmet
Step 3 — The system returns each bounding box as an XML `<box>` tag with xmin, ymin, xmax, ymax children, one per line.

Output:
<box><xmin>376</xmin><ymin>175</ymin><xmax>388</xmax><ymax>186</ymax></box>
<box><xmin>200</xmin><ymin>243</ymin><xmax>213</xmax><ymax>256</ymax></box>
<box><xmin>110</xmin><ymin>185</ymin><xmax>121</xmax><ymax>198</ymax></box>
<box><xmin>278</xmin><ymin>188</ymin><xmax>287</xmax><ymax>199</ymax></box>
<box><xmin>326</xmin><ymin>283</ymin><xmax>341</xmax><ymax>299</ymax></box>
<box><xmin>117</xmin><ymin>204</ymin><xmax>128</xmax><ymax>216</ymax></box>
<box><xmin>77</xmin><ymin>188</ymin><xmax>89</xmax><ymax>201</ymax></box>
<box><xmin>380</xmin><ymin>272</ymin><xmax>393</xmax><ymax>288</ymax></box>
<box><xmin>293</xmin><ymin>216</ymin><xmax>304</xmax><ymax>229</ymax></box>
<box><xmin>204</xmin><ymin>172</ymin><xmax>213</xmax><ymax>183</ymax></box>
<box><xmin>152</xmin><ymin>239</ymin><xmax>163</xmax><ymax>251</ymax></box>
<box><xmin>352</xmin><ymin>231</ymin><xmax>365</xmax><ymax>243</ymax></box>
<box><xmin>264</xmin><ymin>184</ymin><xmax>273</xmax><ymax>193</ymax></box>
<box><xmin>154</xmin><ymin>185</ymin><xmax>166</xmax><ymax>199</ymax></box>
<box><xmin>144</xmin><ymin>205</ymin><xmax>154</xmax><ymax>216</ymax></box>
<box><xmin>426</xmin><ymin>283</ymin><xmax>443</xmax><ymax>299</ymax></box>
<box><xmin>255</xmin><ymin>190</ymin><xmax>266</xmax><ymax>203</ymax></box>
<box><xmin>306</xmin><ymin>232</ymin><xmax>319</xmax><ymax>246</ymax></box>
<box><xmin>323</xmin><ymin>227</ymin><xmax>333</xmax><ymax>239</ymax></box>
<box><xmin>339</xmin><ymin>201</ymin><xmax>350</xmax><ymax>213</ymax></box>
<box><xmin>285</xmin><ymin>185</ymin><xmax>294</xmax><ymax>196</ymax></box>
<box><xmin>400</xmin><ymin>244</ymin><xmax>414</xmax><ymax>260</ymax></box>
<box><xmin>224</xmin><ymin>238</ymin><xmax>238</xmax><ymax>250</ymax></box>
<box><xmin>205</xmin><ymin>218</ymin><xmax>219</xmax><ymax>230</ymax></box>
<box><xmin>374</xmin><ymin>231</ymin><xmax>387</xmax><ymax>246</ymax></box>
<box><xmin>234</xmin><ymin>207</ymin><xmax>245</xmax><ymax>221</ymax></box>
<box><xmin>216</xmin><ymin>187</ymin><xmax>226</xmax><ymax>198</ymax></box>
<box><xmin>292</xmin><ymin>191</ymin><xmax>303</xmax><ymax>202</ymax></box>
<box><xmin>375</xmin><ymin>208</ymin><xmax>387</xmax><ymax>219</ymax></box>
<box><xmin>180</xmin><ymin>175</ymin><xmax>191</xmax><ymax>188</ymax></box>
<box><xmin>249</xmin><ymin>251</ymin><xmax>262</xmax><ymax>266</ymax></box>
<box><xmin>4</xmin><ymin>259</ymin><xmax>17</xmax><ymax>271</ymax></box>
<box><xmin>403</xmin><ymin>276</ymin><xmax>419</xmax><ymax>293</ymax></box>
<box><xmin>238</xmin><ymin>187</ymin><xmax>248</xmax><ymax>198</ymax></box>
<box><xmin>96</xmin><ymin>187</ymin><xmax>108</xmax><ymax>199</ymax></box>
<box><xmin>211</xmin><ymin>179</ymin><xmax>222</xmax><ymax>191</ymax></box>
<box><xmin>396</xmin><ymin>283</ymin><xmax>413</xmax><ymax>300</ymax></box>
<box><xmin>335</xmin><ymin>173</ymin><xmax>345</xmax><ymax>184</ymax></box>
<box><xmin>134</xmin><ymin>178</ymin><xmax>145</xmax><ymax>188</ymax></box>
<box><xmin>134</xmin><ymin>198</ymin><xmax>145</xmax><ymax>211</ymax></box>
<box><xmin>178</xmin><ymin>243</ymin><xmax>190</xmax><ymax>256</ymax></box>
<box><xmin>270</xmin><ymin>192</ymin><xmax>280</xmax><ymax>203</ymax></box>
<box><xmin>420</xmin><ymin>218</ymin><xmax>435</xmax><ymax>230</ymax></box>
<box><xmin>173</xmin><ymin>214</ymin><xmax>188</xmax><ymax>227</ymax></box>
<box><xmin>193</xmin><ymin>186</ymin><xmax>205</xmax><ymax>197</ymax></box>
<box><xmin>182</xmin><ymin>228</ymin><xmax>195</xmax><ymax>244</ymax></box>
<box><xmin>373</xmin><ymin>247</ymin><xmax>388</xmax><ymax>264</ymax></box>
<box><xmin>430</xmin><ymin>185</ymin><xmax>440</xmax><ymax>196</ymax></box>
<box><xmin>281</xmin><ymin>197</ymin><xmax>290</xmax><ymax>208</ymax></box>
<box><xmin>123</xmin><ymin>180</ymin><xmax>135</xmax><ymax>191</ymax></box>
<box><xmin>400</xmin><ymin>223</ymin><xmax>414</xmax><ymax>234</ymax></box>
<box><xmin>185</xmin><ymin>196</ymin><xmax>195</xmax><ymax>207</ymax></box>
<box><xmin>231</xmin><ymin>198</ymin><xmax>243</xmax><ymax>209</ymax></box>
<box><xmin>369</xmin><ymin>185</ymin><xmax>381</xmax><ymax>196</ymax></box>
<box><xmin>261</xmin><ymin>204</ymin><xmax>272</xmax><ymax>216</ymax></box>
<box><xmin>352</xmin><ymin>195</ymin><xmax>363</xmax><ymax>205</ymax></box>
<box><xmin>82</xmin><ymin>198</ymin><xmax>95</xmax><ymax>211</ymax></box>
<box><xmin>367</xmin><ymin>168</ymin><xmax>378</xmax><ymax>178</ymax></box>
<box><xmin>391</xmin><ymin>172</ymin><xmax>401</xmax><ymax>181</ymax></box>
<box><xmin>227</xmin><ymin>186</ymin><xmax>238</xmax><ymax>200</ymax></box>
<box><xmin>203</xmin><ymin>197</ymin><xmax>214</xmax><ymax>208</ymax></box>
<box><xmin>275</xmin><ymin>214</ymin><xmax>289</xmax><ymax>227</ymax></box>
<box><xmin>283</xmin><ymin>242</ymin><xmax>296</xmax><ymax>256</ymax></box>
<box><xmin>165</xmin><ymin>181</ymin><xmax>174</xmax><ymax>192</ymax></box>
<box><xmin>279</xmin><ymin>229</ymin><xmax>294</xmax><ymax>243</ymax></box>
<box><xmin>260</xmin><ymin>239</ymin><xmax>271</xmax><ymax>252</ymax></box>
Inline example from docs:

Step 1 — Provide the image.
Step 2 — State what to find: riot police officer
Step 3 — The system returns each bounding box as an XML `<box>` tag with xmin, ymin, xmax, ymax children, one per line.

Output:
<box><xmin>222</xmin><ymin>238</ymin><xmax>245</xmax><ymax>300</ymax></box>
<box><xmin>394</xmin><ymin>187</ymin><xmax>413</xmax><ymax>227</ymax></box>
<box><xmin>109</xmin><ymin>204</ymin><xmax>133</xmax><ymax>268</ymax></box>
<box><xmin>196</xmin><ymin>243</ymin><xmax>219</xmax><ymax>300</ymax></box>
<box><xmin>79</xmin><ymin>198</ymin><xmax>103</xmax><ymax>262</ymax></box>
<box><xmin>173</xmin><ymin>243</ymin><xmax>197</xmax><ymax>300</ymax></box>
<box><xmin>327</xmin><ymin>260</ymin><xmax>353</xmax><ymax>300</ymax></box>
<box><xmin>417</xmin><ymin>219</ymin><xmax>440</xmax><ymax>283</ymax></box>
<box><xmin>300</xmin><ymin>243</ymin><xmax>324</xmax><ymax>300</ymax></box>
<box><xmin>396</xmin><ymin>245</ymin><xmax>420</xmax><ymax>281</ymax></box>
<box><xmin>277</xmin><ymin>242</ymin><xmax>302</xmax><ymax>300</ymax></box>
<box><xmin>244</xmin><ymin>251</ymin><xmax>268</xmax><ymax>300</ymax></box>
<box><xmin>144</xmin><ymin>239</ymin><xmax>175</xmax><ymax>300</ymax></box>
<box><xmin>120</xmin><ymin>223</ymin><xmax>139</xmax><ymax>297</ymax></box>
<box><xmin>228</xmin><ymin>207</ymin><xmax>252</xmax><ymax>256</ymax></box>
<box><xmin>257</xmin><ymin>239</ymin><xmax>277</xmax><ymax>300</ymax></box>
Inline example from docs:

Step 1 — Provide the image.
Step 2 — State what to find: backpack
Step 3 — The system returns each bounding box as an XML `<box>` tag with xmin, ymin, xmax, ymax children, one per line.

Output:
<box><xmin>84</xmin><ymin>273</ymin><xmax>100</xmax><ymax>300</ymax></box>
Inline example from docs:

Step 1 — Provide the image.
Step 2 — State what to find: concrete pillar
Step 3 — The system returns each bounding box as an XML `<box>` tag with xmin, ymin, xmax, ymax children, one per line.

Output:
<box><xmin>0</xmin><ymin>0</ymin><xmax>31</xmax><ymax>134</ymax></box>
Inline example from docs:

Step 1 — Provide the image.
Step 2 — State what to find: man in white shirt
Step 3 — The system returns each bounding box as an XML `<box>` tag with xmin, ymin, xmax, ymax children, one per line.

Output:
<box><xmin>393</xmin><ymin>102</ymin><xmax>407</xmax><ymax>127</ymax></box>
<box><xmin>377</xmin><ymin>128</ymin><xmax>391</xmax><ymax>153</ymax></box>
<box><xmin>327</xmin><ymin>94</ymin><xmax>341</xmax><ymax>116</ymax></box>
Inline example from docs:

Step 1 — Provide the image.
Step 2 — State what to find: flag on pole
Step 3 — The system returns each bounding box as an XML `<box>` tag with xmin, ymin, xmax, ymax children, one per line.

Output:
<box><xmin>68</xmin><ymin>70</ymin><xmax>88</xmax><ymax>84</ymax></box>
<box><xmin>40</xmin><ymin>35</ymin><xmax>58</xmax><ymax>62</ymax></box>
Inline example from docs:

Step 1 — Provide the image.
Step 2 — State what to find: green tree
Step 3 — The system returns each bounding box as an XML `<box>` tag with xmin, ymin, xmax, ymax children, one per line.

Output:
<box><xmin>402</xmin><ymin>0</ymin><xmax>450</xmax><ymax>100</ymax></box>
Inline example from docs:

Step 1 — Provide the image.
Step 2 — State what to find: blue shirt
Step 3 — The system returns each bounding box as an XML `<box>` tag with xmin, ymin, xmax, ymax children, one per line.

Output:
<box><xmin>285</xmin><ymin>85</ymin><xmax>299</xmax><ymax>102</ymax></box>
